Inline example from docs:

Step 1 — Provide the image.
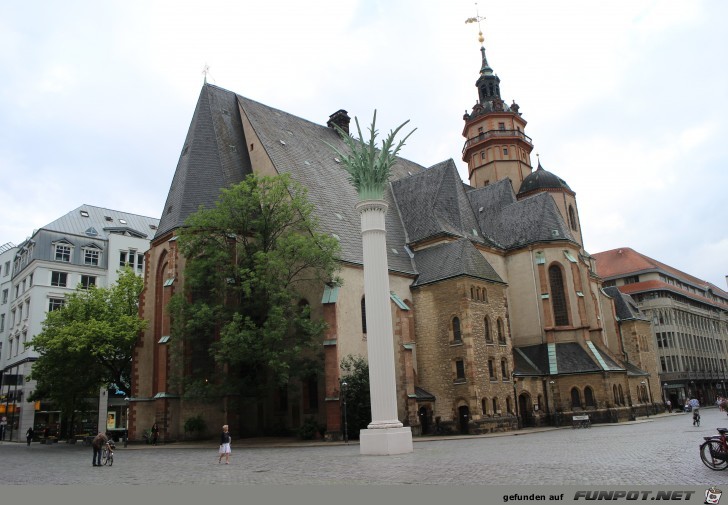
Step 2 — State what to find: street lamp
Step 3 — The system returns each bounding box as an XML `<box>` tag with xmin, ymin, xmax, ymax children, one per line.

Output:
<box><xmin>123</xmin><ymin>397</ymin><xmax>129</xmax><ymax>448</ymax></box>
<box><xmin>549</xmin><ymin>380</ymin><xmax>557</xmax><ymax>427</ymax></box>
<box><xmin>340</xmin><ymin>380</ymin><xmax>348</xmax><ymax>444</ymax></box>
<box><xmin>511</xmin><ymin>372</ymin><xmax>520</xmax><ymax>429</ymax></box>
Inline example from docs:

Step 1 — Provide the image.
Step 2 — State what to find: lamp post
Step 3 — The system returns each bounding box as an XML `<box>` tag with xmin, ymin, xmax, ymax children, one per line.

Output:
<box><xmin>549</xmin><ymin>380</ymin><xmax>557</xmax><ymax>427</ymax></box>
<box><xmin>512</xmin><ymin>373</ymin><xmax>520</xmax><ymax>429</ymax></box>
<box><xmin>123</xmin><ymin>397</ymin><xmax>129</xmax><ymax>448</ymax></box>
<box><xmin>340</xmin><ymin>380</ymin><xmax>348</xmax><ymax>444</ymax></box>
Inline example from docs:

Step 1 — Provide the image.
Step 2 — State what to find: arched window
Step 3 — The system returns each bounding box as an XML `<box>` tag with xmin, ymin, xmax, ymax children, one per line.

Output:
<box><xmin>482</xmin><ymin>288</ymin><xmax>488</xmax><ymax>303</ymax></box>
<box><xmin>584</xmin><ymin>386</ymin><xmax>595</xmax><ymax>407</ymax></box>
<box><xmin>497</xmin><ymin>318</ymin><xmax>506</xmax><ymax>344</ymax></box>
<box><xmin>471</xmin><ymin>286</ymin><xmax>475</xmax><ymax>299</ymax></box>
<box><xmin>482</xmin><ymin>398</ymin><xmax>487</xmax><ymax>415</ymax></box>
<box><xmin>484</xmin><ymin>316</ymin><xmax>492</xmax><ymax>342</ymax></box>
<box><xmin>452</xmin><ymin>317</ymin><xmax>462</xmax><ymax>342</ymax></box>
<box><xmin>570</xmin><ymin>387</ymin><xmax>581</xmax><ymax>408</ymax></box>
<box><xmin>361</xmin><ymin>296</ymin><xmax>367</xmax><ymax>334</ymax></box>
<box><xmin>500</xmin><ymin>358</ymin><xmax>508</xmax><ymax>378</ymax></box>
<box><xmin>612</xmin><ymin>385</ymin><xmax>619</xmax><ymax>405</ymax></box>
<box><xmin>568</xmin><ymin>205</ymin><xmax>578</xmax><ymax>231</ymax></box>
<box><xmin>506</xmin><ymin>397</ymin><xmax>512</xmax><ymax>414</ymax></box>
<box><xmin>618</xmin><ymin>385</ymin><xmax>625</xmax><ymax>405</ymax></box>
<box><xmin>549</xmin><ymin>265</ymin><xmax>570</xmax><ymax>326</ymax></box>
<box><xmin>492</xmin><ymin>397</ymin><xmax>499</xmax><ymax>415</ymax></box>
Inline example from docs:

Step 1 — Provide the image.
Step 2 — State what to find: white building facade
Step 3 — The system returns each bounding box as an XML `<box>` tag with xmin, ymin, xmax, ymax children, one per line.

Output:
<box><xmin>0</xmin><ymin>205</ymin><xmax>158</xmax><ymax>441</ymax></box>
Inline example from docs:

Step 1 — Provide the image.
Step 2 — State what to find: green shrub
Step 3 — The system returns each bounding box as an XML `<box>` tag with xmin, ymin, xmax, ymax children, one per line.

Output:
<box><xmin>183</xmin><ymin>415</ymin><xmax>207</xmax><ymax>437</ymax></box>
<box><xmin>298</xmin><ymin>418</ymin><xmax>322</xmax><ymax>440</ymax></box>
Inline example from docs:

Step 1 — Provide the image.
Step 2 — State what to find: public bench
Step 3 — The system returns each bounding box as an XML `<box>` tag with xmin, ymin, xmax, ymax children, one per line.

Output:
<box><xmin>572</xmin><ymin>414</ymin><xmax>591</xmax><ymax>428</ymax></box>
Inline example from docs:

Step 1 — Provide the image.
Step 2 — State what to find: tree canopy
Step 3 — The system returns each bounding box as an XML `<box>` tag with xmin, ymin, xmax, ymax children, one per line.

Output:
<box><xmin>169</xmin><ymin>173</ymin><xmax>340</xmax><ymax>403</ymax></box>
<box><xmin>30</xmin><ymin>267</ymin><xmax>146</xmax><ymax>397</ymax></box>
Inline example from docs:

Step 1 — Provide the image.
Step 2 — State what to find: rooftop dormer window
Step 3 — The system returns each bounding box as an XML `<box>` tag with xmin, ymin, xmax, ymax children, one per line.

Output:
<box><xmin>54</xmin><ymin>244</ymin><xmax>71</xmax><ymax>262</ymax></box>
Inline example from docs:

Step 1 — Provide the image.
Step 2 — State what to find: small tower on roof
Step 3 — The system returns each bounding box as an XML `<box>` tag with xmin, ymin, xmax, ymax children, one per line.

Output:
<box><xmin>462</xmin><ymin>10</ymin><xmax>534</xmax><ymax>192</ymax></box>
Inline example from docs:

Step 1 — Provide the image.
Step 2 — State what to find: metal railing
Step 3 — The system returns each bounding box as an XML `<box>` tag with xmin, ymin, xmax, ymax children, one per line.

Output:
<box><xmin>462</xmin><ymin>129</ymin><xmax>533</xmax><ymax>154</ymax></box>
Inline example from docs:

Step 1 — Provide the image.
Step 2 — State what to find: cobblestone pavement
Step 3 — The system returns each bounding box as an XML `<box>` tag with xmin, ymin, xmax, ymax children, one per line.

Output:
<box><xmin>1</xmin><ymin>409</ymin><xmax>727</xmax><ymax>485</ymax></box>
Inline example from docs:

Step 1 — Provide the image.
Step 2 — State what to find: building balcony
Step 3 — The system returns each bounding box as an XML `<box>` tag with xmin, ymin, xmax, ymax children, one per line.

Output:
<box><xmin>462</xmin><ymin>129</ymin><xmax>533</xmax><ymax>155</ymax></box>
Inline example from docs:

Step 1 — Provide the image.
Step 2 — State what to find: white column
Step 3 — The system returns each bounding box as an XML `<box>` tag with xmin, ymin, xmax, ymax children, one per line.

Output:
<box><xmin>356</xmin><ymin>200</ymin><xmax>413</xmax><ymax>455</ymax></box>
<box><xmin>97</xmin><ymin>387</ymin><xmax>108</xmax><ymax>434</ymax></box>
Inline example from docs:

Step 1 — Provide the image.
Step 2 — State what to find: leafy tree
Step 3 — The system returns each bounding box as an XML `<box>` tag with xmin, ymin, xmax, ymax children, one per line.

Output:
<box><xmin>29</xmin><ymin>267</ymin><xmax>146</xmax><ymax>436</ymax></box>
<box><xmin>169</xmin><ymin>173</ymin><xmax>340</xmax><ymax>415</ymax></box>
<box><xmin>340</xmin><ymin>355</ymin><xmax>372</xmax><ymax>439</ymax></box>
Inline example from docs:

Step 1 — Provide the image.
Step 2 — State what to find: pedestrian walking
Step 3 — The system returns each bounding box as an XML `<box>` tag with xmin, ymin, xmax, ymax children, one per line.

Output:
<box><xmin>666</xmin><ymin>399</ymin><xmax>672</xmax><ymax>413</ymax></box>
<box><xmin>218</xmin><ymin>424</ymin><xmax>231</xmax><ymax>465</ymax></box>
<box><xmin>0</xmin><ymin>416</ymin><xmax>6</xmax><ymax>441</ymax></box>
<box><xmin>91</xmin><ymin>432</ymin><xmax>108</xmax><ymax>467</ymax></box>
<box><xmin>25</xmin><ymin>426</ymin><xmax>34</xmax><ymax>446</ymax></box>
<box><xmin>151</xmin><ymin>423</ymin><xmax>159</xmax><ymax>446</ymax></box>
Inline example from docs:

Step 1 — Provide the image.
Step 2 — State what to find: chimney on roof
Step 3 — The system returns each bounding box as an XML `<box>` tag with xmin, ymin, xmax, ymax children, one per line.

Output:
<box><xmin>327</xmin><ymin>109</ymin><xmax>351</xmax><ymax>135</ymax></box>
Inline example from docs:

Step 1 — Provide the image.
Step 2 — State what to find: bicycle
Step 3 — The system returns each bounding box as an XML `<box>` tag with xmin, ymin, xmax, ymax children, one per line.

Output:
<box><xmin>700</xmin><ymin>428</ymin><xmax>728</xmax><ymax>471</ymax></box>
<box><xmin>101</xmin><ymin>439</ymin><xmax>115</xmax><ymax>466</ymax></box>
<box><xmin>693</xmin><ymin>409</ymin><xmax>701</xmax><ymax>427</ymax></box>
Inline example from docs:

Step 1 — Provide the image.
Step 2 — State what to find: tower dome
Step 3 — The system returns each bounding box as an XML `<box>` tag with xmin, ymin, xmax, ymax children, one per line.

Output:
<box><xmin>517</xmin><ymin>161</ymin><xmax>573</xmax><ymax>197</ymax></box>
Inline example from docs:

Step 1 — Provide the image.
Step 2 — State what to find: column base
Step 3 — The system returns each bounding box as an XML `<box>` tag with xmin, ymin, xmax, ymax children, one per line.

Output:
<box><xmin>359</xmin><ymin>426</ymin><xmax>413</xmax><ymax>455</ymax></box>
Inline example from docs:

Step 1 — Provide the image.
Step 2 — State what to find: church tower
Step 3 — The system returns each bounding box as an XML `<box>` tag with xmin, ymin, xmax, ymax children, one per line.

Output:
<box><xmin>462</xmin><ymin>27</ymin><xmax>534</xmax><ymax>191</ymax></box>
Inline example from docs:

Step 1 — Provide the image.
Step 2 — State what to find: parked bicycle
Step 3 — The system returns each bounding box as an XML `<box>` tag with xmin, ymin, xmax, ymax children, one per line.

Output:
<box><xmin>101</xmin><ymin>439</ymin><xmax>116</xmax><ymax>466</ymax></box>
<box><xmin>700</xmin><ymin>427</ymin><xmax>728</xmax><ymax>471</ymax></box>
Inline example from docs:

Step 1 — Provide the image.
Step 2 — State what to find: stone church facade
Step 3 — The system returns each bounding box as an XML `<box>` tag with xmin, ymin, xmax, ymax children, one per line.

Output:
<box><xmin>129</xmin><ymin>35</ymin><xmax>661</xmax><ymax>441</ymax></box>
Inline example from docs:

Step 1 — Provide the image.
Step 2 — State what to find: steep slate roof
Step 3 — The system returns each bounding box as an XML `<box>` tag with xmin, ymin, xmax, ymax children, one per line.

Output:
<box><xmin>43</xmin><ymin>205</ymin><xmax>159</xmax><ymax>240</ymax></box>
<box><xmin>156</xmin><ymin>84</ymin><xmax>581</xmax><ymax>280</ymax></box>
<box><xmin>603</xmin><ymin>286</ymin><xmax>649</xmax><ymax>321</ymax></box>
<box><xmin>411</xmin><ymin>238</ymin><xmax>504</xmax><ymax>287</ymax></box>
<box><xmin>468</xmin><ymin>185</ymin><xmax>575</xmax><ymax>249</ymax></box>
<box><xmin>515</xmin><ymin>342</ymin><xmax>623</xmax><ymax>376</ymax></box>
<box><xmin>391</xmin><ymin>160</ymin><xmax>484</xmax><ymax>246</ymax></box>
<box><xmin>156</xmin><ymin>85</ymin><xmax>253</xmax><ymax>238</ymax></box>
<box><xmin>237</xmin><ymin>94</ymin><xmax>424</xmax><ymax>275</ymax></box>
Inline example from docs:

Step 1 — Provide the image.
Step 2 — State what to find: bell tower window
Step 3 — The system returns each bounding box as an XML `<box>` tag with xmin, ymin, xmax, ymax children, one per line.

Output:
<box><xmin>568</xmin><ymin>205</ymin><xmax>578</xmax><ymax>231</ymax></box>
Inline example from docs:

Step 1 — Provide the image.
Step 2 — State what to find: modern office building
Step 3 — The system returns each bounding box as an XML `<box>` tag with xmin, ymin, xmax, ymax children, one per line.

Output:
<box><xmin>594</xmin><ymin>247</ymin><xmax>728</xmax><ymax>408</ymax></box>
<box><xmin>0</xmin><ymin>205</ymin><xmax>159</xmax><ymax>441</ymax></box>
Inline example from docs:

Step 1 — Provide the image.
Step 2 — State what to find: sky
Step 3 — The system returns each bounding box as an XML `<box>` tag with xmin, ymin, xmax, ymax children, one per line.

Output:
<box><xmin>1</xmin><ymin>0</ymin><xmax>726</xmax><ymax>289</ymax></box>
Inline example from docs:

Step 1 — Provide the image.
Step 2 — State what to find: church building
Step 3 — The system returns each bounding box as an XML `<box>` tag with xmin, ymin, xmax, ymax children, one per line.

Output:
<box><xmin>130</xmin><ymin>29</ymin><xmax>660</xmax><ymax>441</ymax></box>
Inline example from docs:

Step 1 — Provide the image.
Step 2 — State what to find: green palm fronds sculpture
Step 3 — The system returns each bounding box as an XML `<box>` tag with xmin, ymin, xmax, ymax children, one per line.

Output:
<box><xmin>326</xmin><ymin>111</ymin><xmax>416</xmax><ymax>201</ymax></box>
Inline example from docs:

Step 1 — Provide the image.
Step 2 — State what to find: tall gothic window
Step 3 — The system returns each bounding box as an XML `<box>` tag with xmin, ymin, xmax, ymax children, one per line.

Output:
<box><xmin>568</xmin><ymin>205</ymin><xmax>578</xmax><ymax>231</ymax></box>
<box><xmin>497</xmin><ymin>318</ymin><xmax>506</xmax><ymax>344</ymax></box>
<box><xmin>571</xmin><ymin>387</ymin><xmax>581</xmax><ymax>408</ymax></box>
<box><xmin>452</xmin><ymin>317</ymin><xmax>462</xmax><ymax>342</ymax></box>
<box><xmin>549</xmin><ymin>265</ymin><xmax>570</xmax><ymax>326</ymax></box>
<box><xmin>584</xmin><ymin>386</ymin><xmax>595</xmax><ymax>407</ymax></box>
<box><xmin>484</xmin><ymin>316</ymin><xmax>492</xmax><ymax>342</ymax></box>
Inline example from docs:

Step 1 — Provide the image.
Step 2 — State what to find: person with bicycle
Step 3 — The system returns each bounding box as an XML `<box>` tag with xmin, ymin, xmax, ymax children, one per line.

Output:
<box><xmin>690</xmin><ymin>397</ymin><xmax>701</xmax><ymax>426</ymax></box>
<box><xmin>92</xmin><ymin>432</ymin><xmax>108</xmax><ymax>467</ymax></box>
